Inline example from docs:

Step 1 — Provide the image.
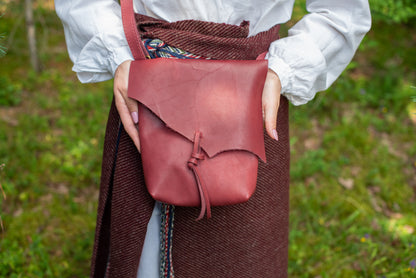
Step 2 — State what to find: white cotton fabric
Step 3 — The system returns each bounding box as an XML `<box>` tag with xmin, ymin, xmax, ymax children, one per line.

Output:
<box><xmin>55</xmin><ymin>0</ymin><xmax>371</xmax><ymax>105</ymax></box>
<box><xmin>136</xmin><ymin>201</ymin><xmax>161</xmax><ymax>278</ymax></box>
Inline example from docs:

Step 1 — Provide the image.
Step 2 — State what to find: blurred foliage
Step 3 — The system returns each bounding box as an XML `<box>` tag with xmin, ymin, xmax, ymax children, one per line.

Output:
<box><xmin>370</xmin><ymin>0</ymin><xmax>416</xmax><ymax>23</ymax></box>
<box><xmin>0</xmin><ymin>76</ymin><xmax>22</xmax><ymax>106</ymax></box>
<box><xmin>0</xmin><ymin>0</ymin><xmax>415</xmax><ymax>277</ymax></box>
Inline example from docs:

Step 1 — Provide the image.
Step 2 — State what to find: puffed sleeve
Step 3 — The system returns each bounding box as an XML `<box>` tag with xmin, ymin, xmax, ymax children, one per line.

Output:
<box><xmin>55</xmin><ymin>0</ymin><xmax>133</xmax><ymax>83</ymax></box>
<box><xmin>266</xmin><ymin>0</ymin><xmax>371</xmax><ymax>105</ymax></box>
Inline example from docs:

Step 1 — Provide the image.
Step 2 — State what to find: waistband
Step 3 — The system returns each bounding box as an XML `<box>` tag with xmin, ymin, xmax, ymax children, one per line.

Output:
<box><xmin>135</xmin><ymin>14</ymin><xmax>280</xmax><ymax>60</ymax></box>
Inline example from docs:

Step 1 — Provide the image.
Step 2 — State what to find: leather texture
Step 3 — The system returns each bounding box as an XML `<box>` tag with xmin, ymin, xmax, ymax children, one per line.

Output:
<box><xmin>121</xmin><ymin>0</ymin><xmax>268</xmax><ymax>219</ymax></box>
<box><xmin>128</xmin><ymin>58</ymin><xmax>268</xmax><ymax>219</ymax></box>
<box><xmin>128</xmin><ymin>58</ymin><xmax>267</xmax><ymax>160</ymax></box>
<box><xmin>120</xmin><ymin>0</ymin><xmax>147</xmax><ymax>60</ymax></box>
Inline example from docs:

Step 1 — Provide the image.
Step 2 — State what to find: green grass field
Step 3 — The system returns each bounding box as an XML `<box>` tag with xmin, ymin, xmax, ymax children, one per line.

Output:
<box><xmin>0</xmin><ymin>1</ymin><xmax>415</xmax><ymax>277</ymax></box>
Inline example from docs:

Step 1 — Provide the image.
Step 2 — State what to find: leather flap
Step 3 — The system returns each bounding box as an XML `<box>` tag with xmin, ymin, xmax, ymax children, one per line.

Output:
<box><xmin>128</xmin><ymin>58</ymin><xmax>267</xmax><ymax>161</ymax></box>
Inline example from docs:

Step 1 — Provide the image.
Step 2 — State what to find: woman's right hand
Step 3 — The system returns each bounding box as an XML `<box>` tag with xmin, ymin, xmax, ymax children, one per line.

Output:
<box><xmin>113</xmin><ymin>60</ymin><xmax>141</xmax><ymax>152</ymax></box>
<box><xmin>262</xmin><ymin>69</ymin><xmax>282</xmax><ymax>141</ymax></box>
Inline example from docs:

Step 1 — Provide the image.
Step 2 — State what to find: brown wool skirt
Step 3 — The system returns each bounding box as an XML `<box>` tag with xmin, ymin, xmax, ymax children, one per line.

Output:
<box><xmin>91</xmin><ymin>96</ymin><xmax>290</xmax><ymax>278</ymax></box>
<box><xmin>90</xmin><ymin>16</ymin><xmax>289</xmax><ymax>278</ymax></box>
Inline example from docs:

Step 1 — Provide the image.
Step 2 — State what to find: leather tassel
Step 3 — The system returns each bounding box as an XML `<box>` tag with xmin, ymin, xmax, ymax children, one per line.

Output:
<box><xmin>187</xmin><ymin>132</ymin><xmax>211</xmax><ymax>220</ymax></box>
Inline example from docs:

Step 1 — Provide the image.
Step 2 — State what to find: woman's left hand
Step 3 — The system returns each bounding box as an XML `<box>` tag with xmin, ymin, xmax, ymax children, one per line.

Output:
<box><xmin>262</xmin><ymin>69</ymin><xmax>282</xmax><ymax>141</ymax></box>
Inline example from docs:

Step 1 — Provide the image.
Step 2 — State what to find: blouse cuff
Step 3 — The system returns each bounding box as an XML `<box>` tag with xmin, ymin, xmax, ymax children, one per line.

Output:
<box><xmin>73</xmin><ymin>28</ymin><xmax>134</xmax><ymax>83</ymax></box>
<box><xmin>267</xmin><ymin>33</ymin><xmax>327</xmax><ymax>106</ymax></box>
<box><xmin>266</xmin><ymin>54</ymin><xmax>293</xmax><ymax>99</ymax></box>
<box><xmin>108</xmin><ymin>45</ymin><xmax>134</xmax><ymax>77</ymax></box>
<box><xmin>267</xmin><ymin>53</ymin><xmax>313</xmax><ymax>106</ymax></box>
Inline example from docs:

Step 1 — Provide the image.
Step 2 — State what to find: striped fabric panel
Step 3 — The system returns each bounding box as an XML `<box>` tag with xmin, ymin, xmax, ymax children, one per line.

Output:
<box><xmin>143</xmin><ymin>38</ymin><xmax>209</xmax><ymax>60</ymax></box>
<box><xmin>160</xmin><ymin>203</ymin><xmax>175</xmax><ymax>278</ymax></box>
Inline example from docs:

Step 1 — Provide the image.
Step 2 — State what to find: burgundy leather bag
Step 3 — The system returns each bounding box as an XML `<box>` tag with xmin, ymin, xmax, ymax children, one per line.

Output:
<box><xmin>121</xmin><ymin>0</ymin><xmax>267</xmax><ymax>220</ymax></box>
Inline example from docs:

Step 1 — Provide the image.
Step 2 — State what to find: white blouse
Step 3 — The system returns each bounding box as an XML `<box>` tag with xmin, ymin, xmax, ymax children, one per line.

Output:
<box><xmin>55</xmin><ymin>0</ymin><xmax>371</xmax><ymax>105</ymax></box>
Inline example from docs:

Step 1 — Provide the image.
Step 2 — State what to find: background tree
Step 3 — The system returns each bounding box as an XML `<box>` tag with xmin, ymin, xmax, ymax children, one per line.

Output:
<box><xmin>25</xmin><ymin>0</ymin><xmax>40</xmax><ymax>72</ymax></box>
<box><xmin>0</xmin><ymin>16</ymin><xmax>6</xmax><ymax>57</ymax></box>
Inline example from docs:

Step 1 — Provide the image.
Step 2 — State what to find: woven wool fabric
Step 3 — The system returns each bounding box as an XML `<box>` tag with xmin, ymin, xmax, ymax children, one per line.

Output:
<box><xmin>135</xmin><ymin>14</ymin><xmax>281</xmax><ymax>60</ymax></box>
<box><xmin>90</xmin><ymin>17</ymin><xmax>288</xmax><ymax>278</ymax></box>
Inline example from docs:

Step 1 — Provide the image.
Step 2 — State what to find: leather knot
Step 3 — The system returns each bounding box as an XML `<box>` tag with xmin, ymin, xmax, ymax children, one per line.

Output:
<box><xmin>187</xmin><ymin>131</ymin><xmax>205</xmax><ymax>167</ymax></box>
<box><xmin>188</xmin><ymin>151</ymin><xmax>204</xmax><ymax>166</ymax></box>
<box><xmin>187</xmin><ymin>131</ymin><xmax>211</xmax><ymax>220</ymax></box>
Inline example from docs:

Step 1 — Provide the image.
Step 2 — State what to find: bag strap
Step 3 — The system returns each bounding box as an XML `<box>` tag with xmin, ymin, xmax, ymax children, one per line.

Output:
<box><xmin>120</xmin><ymin>0</ymin><xmax>147</xmax><ymax>60</ymax></box>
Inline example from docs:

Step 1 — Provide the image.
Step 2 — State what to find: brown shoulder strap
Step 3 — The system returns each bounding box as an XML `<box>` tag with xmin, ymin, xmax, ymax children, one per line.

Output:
<box><xmin>120</xmin><ymin>0</ymin><xmax>147</xmax><ymax>60</ymax></box>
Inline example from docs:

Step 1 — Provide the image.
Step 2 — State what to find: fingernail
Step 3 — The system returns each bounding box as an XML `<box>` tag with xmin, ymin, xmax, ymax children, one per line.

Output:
<box><xmin>272</xmin><ymin>129</ymin><xmax>278</xmax><ymax>141</ymax></box>
<box><xmin>131</xmin><ymin>112</ymin><xmax>138</xmax><ymax>124</ymax></box>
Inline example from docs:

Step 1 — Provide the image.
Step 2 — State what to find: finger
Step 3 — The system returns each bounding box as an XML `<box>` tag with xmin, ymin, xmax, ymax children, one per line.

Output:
<box><xmin>113</xmin><ymin>60</ymin><xmax>141</xmax><ymax>151</ymax></box>
<box><xmin>125</xmin><ymin>95</ymin><xmax>139</xmax><ymax>124</ymax></box>
<box><xmin>263</xmin><ymin>97</ymin><xmax>280</xmax><ymax>141</ymax></box>
<box><xmin>114</xmin><ymin>89</ymin><xmax>141</xmax><ymax>151</ymax></box>
<box><xmin>262</xmin><ymin>69</ymin><xmax>281</xmax><ymax>141</ymax></box>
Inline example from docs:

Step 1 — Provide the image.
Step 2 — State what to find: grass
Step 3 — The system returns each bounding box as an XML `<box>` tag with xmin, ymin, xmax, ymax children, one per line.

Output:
<box><xmin>0</xmin><ymin>1</ymin><xmax>415</xmax><ymax>277</ymax></box>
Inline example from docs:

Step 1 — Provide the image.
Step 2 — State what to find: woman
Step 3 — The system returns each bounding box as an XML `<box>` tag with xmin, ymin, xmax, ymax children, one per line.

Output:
<box><xmin>55</xmin><ymin>1</ymin><xmax>371</xmax><ymax>277</ymax></box>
